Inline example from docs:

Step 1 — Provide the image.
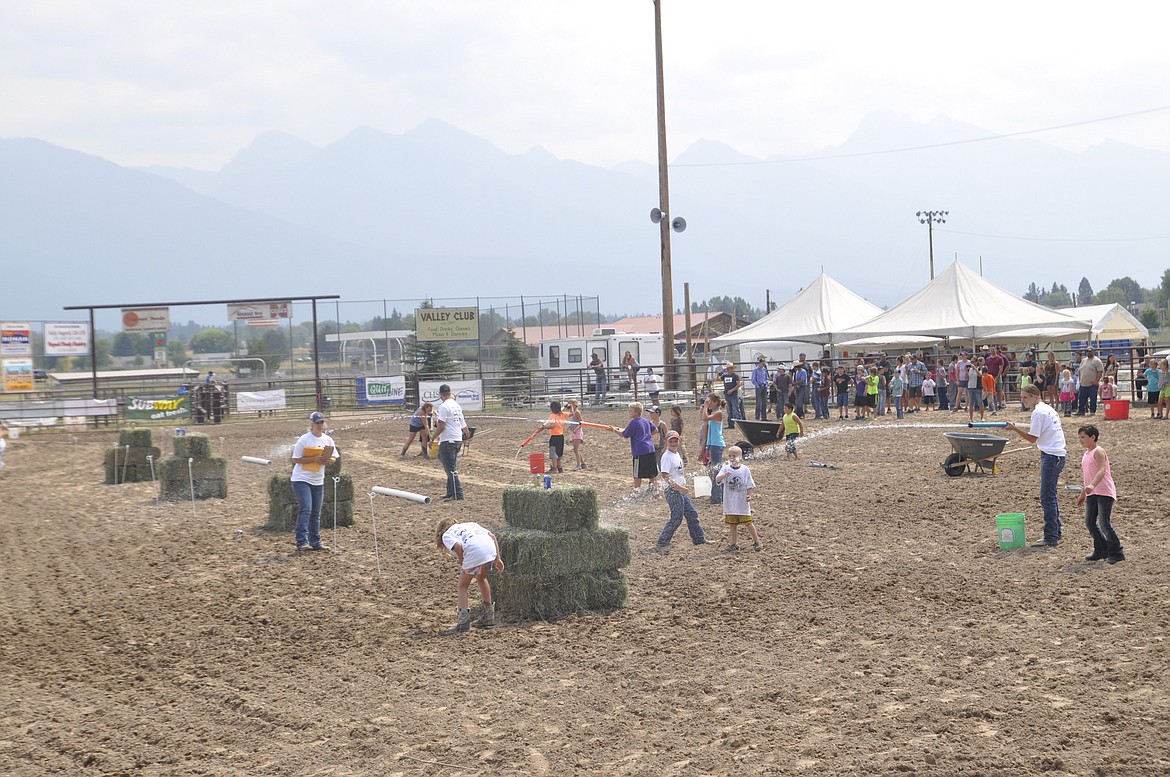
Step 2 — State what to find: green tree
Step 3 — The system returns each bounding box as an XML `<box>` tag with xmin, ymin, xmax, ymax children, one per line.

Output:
<box><xmin>111</xmin><ymin>331</ymin><xmax>153</xmax><ymax>357</ymax></box>
<box><xmin>167</xmin><ymin>339</ymin><xmax>189</xmax><ymax>368</ymax></box>
<box><xmin>1024</xmin><ymin>282</ymin><xmax>1042</xmax><ymax>303</ymax></box>
<box><xmin>1077</xmin><ymin>277</ymin><xmax>1094</xmax><ymax>305</ymax></box>
<box><xmin>189</xmin><ymin>328</ymin><xmax>235</xmax><ymax>354</ymax></box>
<box><xmin>1096</xmin><ymin>276</ymin><xmax>1143</xmax><ymax>305</ymax></box>
<box><xmin>1140</xmin><ymin>309</ymin><xmax>1160</xmax><ymax>329</ymax></box>
<box><xmin>498</xmin><ymin>325</ymin><xmax>531</xmax><ymax>402</ymax></box>
<box><xmin>246</xmin><ymin>331</ymin><xmax>285</xmax><ymax>374</ymax></box>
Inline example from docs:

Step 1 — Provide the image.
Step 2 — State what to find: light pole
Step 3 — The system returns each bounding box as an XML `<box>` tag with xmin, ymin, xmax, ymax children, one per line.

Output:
<box><xmin>916</xmin><ymin>210</ymin><xmax>948</xmax><ymax>280</ymax></box>
<box><xmin>652</xmin><ymin>0</ymin><xmax>682</xmax><ymax>383</ymax></box>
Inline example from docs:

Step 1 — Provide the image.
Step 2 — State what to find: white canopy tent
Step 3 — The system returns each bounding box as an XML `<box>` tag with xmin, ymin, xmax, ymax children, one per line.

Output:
<box><xmin>709</xmin><ymin>273</ymin><xmax>885</xmax><ymax>348</ymax></box>
<box><xmin>835</xmin><ymin>262</ymin><xmax>1093</xmax><ymax>346</ymax></box>
<box><xmin>989</xmin><ymin>303</ymin><xmax>1149</xmax><ymax>343</ymax></box>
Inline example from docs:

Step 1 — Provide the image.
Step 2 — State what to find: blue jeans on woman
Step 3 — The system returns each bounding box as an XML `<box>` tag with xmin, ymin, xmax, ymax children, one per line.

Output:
<box><xmin>292</xmin><ymin>480</ymin><xmax>324</xmax><ymax>548</ymax></box>
<box><xmin>1084</xmin><ymin>495</ymin><xmax>1124</xmax><ymax>560</ymax></box>
<box><xmin>438</xmin><ymin>440</ymin><xmax>464</xmax><ymax>499</ymax></box>
<box><xmin>658</xmin><ymin>489</ymin><xmax>708</xmax><ymax>548</ymax></box>
<box><xmin>1039</xmin><ymin>452</ymin><xmax>1065</xmax><ymax>545</ymax></box>
<box><xmin>707</xmin><ymin>445</ymin><xmax>724</xmax><ymax>504</ymax></box>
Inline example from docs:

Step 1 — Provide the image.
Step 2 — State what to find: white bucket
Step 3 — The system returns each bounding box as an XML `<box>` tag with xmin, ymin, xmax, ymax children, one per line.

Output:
<box><xmin>693</xmin><ymin>475</ymin><xmax>712</xmax><ymax>498</ymax></box>
<box><xmin>7</xmin><ymin>426</ymin><xmax>19</xmax><ymax>440</ymax></box>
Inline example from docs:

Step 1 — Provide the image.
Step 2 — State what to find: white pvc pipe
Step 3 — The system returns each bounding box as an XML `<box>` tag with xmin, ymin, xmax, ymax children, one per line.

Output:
<box><xmin>241</xmin><ymin>456</ymin><xmax>272</xmax><ymax>465</ymax></box>
<box><xmin>372</xmin><ymin>486</ymin><xmax>432</xmax><ymax>505</ymax></box>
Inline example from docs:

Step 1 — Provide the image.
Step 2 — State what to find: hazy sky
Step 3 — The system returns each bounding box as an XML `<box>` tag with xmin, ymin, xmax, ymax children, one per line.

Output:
<box><xmin>3</xmin><ymin>1</ymin><xmax>1168</xmax><ymax>170</ymax></box>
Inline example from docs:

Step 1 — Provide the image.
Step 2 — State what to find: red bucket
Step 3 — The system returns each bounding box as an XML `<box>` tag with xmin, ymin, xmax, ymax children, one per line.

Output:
<box><xmin>1102</xmin><ymin>399</ymin><xmax>1130</xmax><ymax>420</ymax></box>
<box><xmin>528</xmin><ymin>452</ymin><xmax>545</xmax><ymax>474</ymax></box>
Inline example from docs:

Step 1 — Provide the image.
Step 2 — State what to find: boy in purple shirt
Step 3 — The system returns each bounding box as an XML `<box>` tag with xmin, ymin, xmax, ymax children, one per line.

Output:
<box><xmin>610</xmin><ymin>402</ymin><xmax>658</xmax><ymax>490</ymax></box>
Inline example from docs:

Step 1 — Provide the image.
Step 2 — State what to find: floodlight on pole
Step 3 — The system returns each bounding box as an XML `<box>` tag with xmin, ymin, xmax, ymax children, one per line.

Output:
<box><xmin>916</xmin><ymin>210</ymin><xmax>947</xmax><ymax>280</ymax></box>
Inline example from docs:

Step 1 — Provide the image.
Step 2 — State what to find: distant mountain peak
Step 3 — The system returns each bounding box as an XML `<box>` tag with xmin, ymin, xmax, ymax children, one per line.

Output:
<box><xmin>673</xmin><ymin>138</ymin><xmax>757</xmax><ymax>166</ymax></box>
<box><xmin>221</xmin><ymin>130</ymin><xmax>318</xmax><ymax>178</ymax></box>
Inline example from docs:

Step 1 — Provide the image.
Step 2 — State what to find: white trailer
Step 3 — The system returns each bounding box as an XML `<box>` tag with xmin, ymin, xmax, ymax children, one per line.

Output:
<box><xmin>538</xmin><ymin>329</ymin><xmax>666</xmax><ymax>392</ymax></box>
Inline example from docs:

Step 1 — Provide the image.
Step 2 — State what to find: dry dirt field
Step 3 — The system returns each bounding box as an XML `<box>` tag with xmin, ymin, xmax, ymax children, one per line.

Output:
<box><xmin>2</xmin><ymin>401</ymin><xmax>1168</xmax><ymax>776</ymax></box>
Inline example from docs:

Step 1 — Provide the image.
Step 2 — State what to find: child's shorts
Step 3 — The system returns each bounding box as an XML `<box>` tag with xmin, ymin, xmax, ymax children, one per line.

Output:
<box><xmin>548</xmin><ymin>435</ymin><xmax>565</xmax><ymax>459</ymax></box>
<box><xmin>1150</xmin><ymin>392</ymin><xmax>1160</xmax><ymax>406</ymax></box>
<box><xmin>724</xmin><ymin>514</ymin><xmax>754</xmax><ymax>525</ymax></box>
<box><xmin>633</xmin><ymin>452</ymin><xmax>659</xmax><ymax>479</ymax></box>
<box><xmin>1160</xmin><ymin>387</ymin><xmax>1170</xmax><ymax>400</ymax></box>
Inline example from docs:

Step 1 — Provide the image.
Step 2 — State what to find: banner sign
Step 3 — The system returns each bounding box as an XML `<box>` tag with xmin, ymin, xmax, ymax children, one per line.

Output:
<box><xmin>1</xmin><ymin>323</ymin><xmax>32</xmax><ymax>356</ymax></box>
<box><xmin>44</xmin><ymin>322</ymin><xmax>91</xmax><ymax>356</ymax></box>
<box><xmin>236</xmin><ymin>389</ymin><xmax>287</xmax><ymax>412</ymax></box>
<box><xmin>358</xmin><ymin>376</ymin><xmax>406</xmax><ymax>405</ymax></box>
<box><xmin>420</xmin><ymin>379</ymin><xmax>483</xmax><ymax>412</ymax></box>
<box><xmin>125</xmin><ymin>395</ymin><xmax>191</xmax><ymax>421</ymax></box>
<box><xmin>121</xmin><ymin>307</ymin><xmax>171</xmax><ymax>333</ymax></box>
<box><xmin>2</xmin><ymin>358</ymin><xmax>34</xmax><ymax>392</ymax></box>
<box><xmin>227</xmin><ymin>301</ymin><xmax>291</xmax><ymax>321</ymax></box>
<box><xmin>415</xmin><ymin>307</ymin><xmax>479</xmax><ymax>342</ymax></box>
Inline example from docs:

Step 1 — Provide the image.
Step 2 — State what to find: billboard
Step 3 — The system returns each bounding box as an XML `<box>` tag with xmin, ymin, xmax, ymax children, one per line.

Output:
<box><xmin>124</xmin><ymin>395</ymin><xmax>191</xmax><ymax>421</ymax></box>
<box><xmin>2</xmin><ymin>358</ymin><xmax>34</xmax><ymax>392</ymax></box>
<box><xmin>358</xmin><ymin>376</ymin><xmax>406</xmax><ymax>405</ymax></box>
<box><xmin>420</xmin><ymin>379</ymin><xmax>483</xmax><ymax>412</ymax></box>
<box><xmin>415</xmin><ymin>307</ymin><xmax>479</xmax><ymax>342</ymax></box>
<box><xmin>121</xmin><ymin>307</ymin><xmax>171</xmax><ymax>333</ymax></box>
<box><xmin>236</xmin><ymin>389</ymin><xmax>288</xmax><ymax>412</ymax></box>
<box><xmin>227</xmin><ymin>301</ymin><xmax>291</xmax><ymax>321</ymax></box>
<box><xmin>1</xmin><ymin>323</ymin><xmax>31</xmax><ymax>356</ymax></box>
<box><xmin>44</xmin><ymin>322</ymin><xmax>91</xmax><ymax>356</ymax></box>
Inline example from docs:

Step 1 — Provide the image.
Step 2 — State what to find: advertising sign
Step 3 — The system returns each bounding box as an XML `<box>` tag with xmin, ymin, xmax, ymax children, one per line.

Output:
<box><xmin>121</xmin><ymin>307</ymin><xmax>171</xmax><ymax>333</ymax></box>
<box><xmin>415</xmin><ymin>306</ymin><xmax>479</xmax><ymax>342</ymax></box>
<box><xmin>44</xmin><ymin>322</ymin><xmax>91</xmax><ymax>356</ymax></box>
<box><xmin>420</xmin><ymin>379</ymin><xmax>484</xmax><ymax>412</ymax></box>
<box><xmin>236</xmin><ymin>389</ymin><xmax>287</xmax><ymax>412</ymax></box>
<box><xmin>227</xmin><ymin>301</ymin><xmax>292</xmax><ymax>321</ymax></box>
<box><xmin>1</xmin><ymin>323</ymin><xmax>32</xmax><ymax>356</ymax></box>
<box><xmin>359</xmin><ymin>376</ymin><xmax>406</xmax><ymax>405</ymax></box>
<box><xmin>2</xmin><ymin>358</ymin><xmax>34</xmax><ymax>392</ymax></box>
<box><xmin>125</xmin><ymin>395</ymin><xmax>191</xmax><ymax>421</ymax></box>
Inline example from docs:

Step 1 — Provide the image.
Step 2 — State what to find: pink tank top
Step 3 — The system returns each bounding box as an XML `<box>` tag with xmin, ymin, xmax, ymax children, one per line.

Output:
<box><xmin>1081</xmin><ymin>447</ymin><xmax>1116</xmax><ymax>499</ymax></box>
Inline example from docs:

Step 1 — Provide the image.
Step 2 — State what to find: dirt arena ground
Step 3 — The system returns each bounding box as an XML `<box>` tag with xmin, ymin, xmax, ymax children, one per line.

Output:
<box><xmin>2</xmin><ymin>400</ymin><xmax>1168</xmax><ymax>776</ymax></box>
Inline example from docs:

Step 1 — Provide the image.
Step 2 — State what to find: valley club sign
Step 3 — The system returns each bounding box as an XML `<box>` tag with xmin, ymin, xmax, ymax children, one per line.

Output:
<box><xmin>415</xmin><ymin>307</ymin><xmax>478</xmax><ymax>342</ymax></box>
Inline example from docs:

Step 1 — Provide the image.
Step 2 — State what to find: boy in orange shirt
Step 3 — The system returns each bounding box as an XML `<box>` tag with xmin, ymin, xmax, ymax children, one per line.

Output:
<box><xmin>537</xmin><ymin>400</ymin><xmax>572</xmax><ymax>474</ymax></box>
<box><xmin>981</xmin><ymin>367</ymin><xmax>998</xmax><ymax>415</ymax></box>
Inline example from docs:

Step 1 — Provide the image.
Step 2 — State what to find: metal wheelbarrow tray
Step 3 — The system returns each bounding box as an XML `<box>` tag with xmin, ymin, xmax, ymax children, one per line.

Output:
<box><xmin>941</xmin><ymin>432</ymin><xmax>1023</xmax><ymax>477</ymax></box>
<box><xmin>731</xmin><ymin>419</ymin><xmax>785</xmax><ymax>447</ymax></box>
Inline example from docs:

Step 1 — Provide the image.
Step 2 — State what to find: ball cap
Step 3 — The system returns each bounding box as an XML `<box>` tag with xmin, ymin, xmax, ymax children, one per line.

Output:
<box><xmin>666</xmin><ymin>430</ymin><xmax>681</xmax><ymax>440</ymax></box>
<box><xmin>309</xmin><ymin>411</ymin><xmax>326</xmax><ymax>424</ymax></box>
<box><xmin>648</xmin><ymin>405</ymin><xmax>662</xmax><ymax>414</ymax></box>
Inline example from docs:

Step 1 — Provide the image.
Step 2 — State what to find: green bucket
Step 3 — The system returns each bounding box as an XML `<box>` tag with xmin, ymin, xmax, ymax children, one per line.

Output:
<box><xmin>996</xmin><ymin>513</ymin><xmax>1025</xmax><ymax>550</ymax></box>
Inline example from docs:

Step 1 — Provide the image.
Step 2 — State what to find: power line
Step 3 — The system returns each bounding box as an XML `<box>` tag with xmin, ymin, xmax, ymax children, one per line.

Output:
<box><xmin>671</xmin><ymin>105</ymin><xmax>1170</xmax><ymax>168</ymax></box>
<box><xmin>938</xmin><ymin>228</ymin><xmax>1170</xmax><ymax>243</ymax></box>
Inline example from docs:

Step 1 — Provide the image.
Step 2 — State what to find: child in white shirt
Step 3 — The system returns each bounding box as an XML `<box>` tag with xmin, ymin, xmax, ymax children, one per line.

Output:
<box><xmin>715</xmin><ymin>445</ymin><xmax>761</xmax><ymax>552</ymax></box>
<box><xmin>435</xmin><ymin>519</ymin><xmax>504</xmax><ymax>633</ymax></box>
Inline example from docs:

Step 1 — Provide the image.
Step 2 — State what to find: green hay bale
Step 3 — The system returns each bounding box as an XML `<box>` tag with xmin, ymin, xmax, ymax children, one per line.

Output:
<box><xmin>174</xmin><ymin>433</ymin><xmax>213</xmax><ymax>459</ymax></box>
<box><xmin>491</xmin><ymin>569</ymin><xmax>628</xmax><ymax>621</ymax></box>
<box><xmin>103</xmin><ymin>446</ymin><xmax>163</xmax><ymax>483</ymax></box>
<box><xmin>502</xmin><ymin>485</ymin><xmax>600</xmax><ymax>532</ymax></box>
<box><xmin>158</xmin><ymin>456</ymin><xmax>228</xmax><ymax>500</ymax></box>
<box><xmin>496</xmin><ymin>526</ymin><xmax>630</xmax><ymax>576</ymax></box>
<box><xmin>118</xmin><ymin>428</ymin><xmax>153</xmax><ymax>448</ymax></box>
<box><xmin>264</xmin><ymin>475</ymin><xmax>355</xmax><ymax>530</ymax></box>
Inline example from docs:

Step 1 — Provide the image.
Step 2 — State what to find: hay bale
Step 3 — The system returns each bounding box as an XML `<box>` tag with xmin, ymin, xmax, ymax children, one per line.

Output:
<box><xmin>496</xmin><ymin>526</ymin><xmax>630</xmax><ymax>576</ymax></box>
<box><xmin>502</xmin><ymin>485</ymin><xmax>599</xmax><ymax>532</ymax></box>
<box><xmin>491</xmin><ymin>569</ymin><xmax>628</xmax><ymax>621</ymax></box>
<box><xmin>103</xmin><ymin>445</ymin><xmax>162</xmax><ymax>483</ymax></box>
<box><xmin>158</xmin><ymin>456</ymin><xmax>227</xmax><ymax>500</ymax></box>
<box><xmin>118</xmin><ymin>428</ymin><xmax>153</xmax><ymax>448</ymax></box>
<box><xmin>264</xmin><ymin>474</ymin><xmax>355</xmax><ymax>530</ymax></box>
<box><xmin>174</xmin><ymin>433</ymin><xmax>213</xmax><ymax>460</ymax></box>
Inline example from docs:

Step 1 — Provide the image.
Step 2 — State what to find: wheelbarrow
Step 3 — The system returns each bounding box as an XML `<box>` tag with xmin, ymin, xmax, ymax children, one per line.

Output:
<box><xmin>731</xmin><ymin>419</ymin><xmax>784</xmax><ymax>447</ymax></box>
<box><xmin>941</xmin><ymin>432</ymin><xmax>1031</xmax><ymax>477</ymax></box>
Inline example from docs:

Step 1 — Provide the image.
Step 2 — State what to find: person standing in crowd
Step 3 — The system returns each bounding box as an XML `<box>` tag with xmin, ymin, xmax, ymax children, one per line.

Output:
<box><xmin>589</xmin><ymin>352</ymin><xmax>607</xmax><ymax>406</ymax></box>
<box><xmin>399</xmin><ymin>402</ymin><xmax>434</xmax><ymax>458</ymax></box>
<box><xmin>641</xmin><ymin>366</ymin><xmax>662</xmax><ymax>405</ymax></box>
<box><xmin>791</xmin><ymin>360</ymin><xmax>809</xmax><ymax>418</ymax></box>
<box><xmin>1006</xmin><ymin>384</ymin><xmax>1067</xmax><ymax>549</ymax></box>
<box><xmin>772</xmin><ymin>363</ymin><xmax>792</xmax><ymax>420</ymax></box>
<box><xmin>434</xmin><ymin>384</ymin><xmax>468</xmax><ymax>501</ymax></box>
<box><xmin>654</xmin><ymin>431</ymin><xmax>712</xmax><ymax>551</ymax></box>
<box><xmin>934</xmin><ymin>359</ymin><xmax>949</xmax><ymax>411</ymax></box>
<box><xmin>922</xmin><ymin>370</ymin><xmax>937</xmax><ymax>410</ymax></box>
<box><xmin>813</xmin><ymin>365</ymin><xmax>832</xmax><ymax>420</ymax></box>
<box><xmin>290</xmin><ymin>411</ymin><xmax>339</xmax><ymax>551</ymax></box>
<box><xmin>1076</xmin><ymin>425</ymin><xmax>1125</xmax><ymax>564</ymax></box>
<box><xmin>722</xmin><ymin>361</ymin><xmax>744</xmax><ymax>428</ymax></box>
<box><xmin>967</xmin><ymin>362</ymin><xmax>985</xmax><ymax>422</ymax></box>
<box><xmin>890</xmin><ymin>369</ymin><xmax>905</xmax><ymax>419</ymax></box>
<box><xmin>906</xmin><ymin>353</ymin><xmax>926</xmax><ymax>413</ymax></box>
<box><xmin>954</xmin><ymin>352</ymin><xmax>971</xmax><ymax>412</ymax></box>
<box><xmin>1042</xmin><ymin>351</ymin><xmax>1060</xmax><ymax>407</ymax></box>
<box><xmin>1076</xmin><ymin>348</ymin><xmax>1104</xmax><ymax>415</ymax></box>
<box><xmin>751</xmin><ymin>356</ymin><xmax>771</xmax><ymax>420</ymax></box>
<box><xmin>985</xmin><ymin>346</ymin><xmax>1008</xmax><ymax>412</ymax></box>
<box><xmin>833</xmin><ymin>365</ymin><xmax>851</xmax><ymax>420</ymax></box>
<box><xmin>1143</xmin><ymin>357</ymin><xmax>1161</xmax><ymax>419</ymax></box>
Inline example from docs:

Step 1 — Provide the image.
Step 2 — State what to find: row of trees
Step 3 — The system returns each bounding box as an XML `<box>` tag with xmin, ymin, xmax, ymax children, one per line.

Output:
<box><xmin>1024</xmin><ymin>272</ymin><xmax>1169</xmax><ymax>329</ymax></box>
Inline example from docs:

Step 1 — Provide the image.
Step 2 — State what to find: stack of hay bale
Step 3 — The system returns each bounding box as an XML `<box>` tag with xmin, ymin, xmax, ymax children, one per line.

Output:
<box><xmin>492</xmin><ymin>484</ymin><xmax>630</xmax><ymax>621</ymax></box>
<box><xmin>265</xmin><ymin>458</ymin><xmax>354</xmax><ymax>531</ymax></box>
<box><xmin>159</xmin><ymin>432</ymin><xmax>228</xmax><ymax>500</ymax></box>
<box><xmin>103</xmin><ymin>428</ymin><xmax>162</xmax><ymax>484</ymax></box>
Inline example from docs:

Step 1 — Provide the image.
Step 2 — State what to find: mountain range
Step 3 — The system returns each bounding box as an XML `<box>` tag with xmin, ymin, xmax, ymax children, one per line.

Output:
<box><xmin>2</xmin><ymin>113</ymin><xmax>1166</xmax><ymax>325</ymax></box>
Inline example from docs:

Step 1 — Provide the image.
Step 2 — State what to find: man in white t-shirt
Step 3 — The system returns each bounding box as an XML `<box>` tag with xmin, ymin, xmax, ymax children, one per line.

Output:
<box><xmin>654</xmin><ymin>431</ymin><xmax>710</xmax><ymax>550</ymax></box>
<box><xmin>1006</xmin><ymin>384</ymin><xmax>1066</xmax><ymax>548</ymax></box>
<box><xmin>434</xmin><ymin>384</ymin><xmax>468</xmax><ymax>501</ymax></box>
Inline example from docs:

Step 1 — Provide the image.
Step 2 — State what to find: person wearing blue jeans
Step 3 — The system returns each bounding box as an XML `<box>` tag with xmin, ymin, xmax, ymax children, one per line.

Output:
<box><xmin>750</xmin><ymin>357</ymin><xmax>770</xmax><ymax>420</ymax></box>
<box><xmin>590</xmin><ymin>353</ymin><xmax>608</xmax><ymax>405</ymax></box>
<box><xmin>1006</xmin><ymin>385</ymin><xmax>1067</xmax><ymax>547</ymax></box>
<box><xmin>655</xmin><ymin>431</ymin><xmax>711</xmax><ymax>549</ymax></box>
<box><xmin>290</xmin><ymin>411</ymin><xmax>338</xmax><ymax>551</ymax></box>
<box><xmin>721</xmin><ymin>362</ymin><xmax>745</xmax><ymax>428</ymax></box>
<box><xmin>434</xmin><ymin>384</ymin><xmax>468</xmax><ymax>501</ymax></box>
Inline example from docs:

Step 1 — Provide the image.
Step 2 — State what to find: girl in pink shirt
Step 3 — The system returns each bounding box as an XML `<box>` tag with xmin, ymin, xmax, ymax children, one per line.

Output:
<box><xmin>1076</xmin><ymin>425</ymin><xmax>1125</xmax><ymax>564</ymax></box>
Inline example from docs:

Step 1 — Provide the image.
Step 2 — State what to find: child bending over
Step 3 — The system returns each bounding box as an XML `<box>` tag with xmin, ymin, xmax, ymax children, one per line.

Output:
<box><xmin>435</xmin><ymin>519</ymin><xmax>504</xmax><ymax>634</ymax></box>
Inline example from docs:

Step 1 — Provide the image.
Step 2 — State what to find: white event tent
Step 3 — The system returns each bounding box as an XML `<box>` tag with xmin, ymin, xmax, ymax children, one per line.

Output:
<box><xmin>709</xmin><ymin>273</ymin><xmax>885</xmax><ymax>348</ymax></box>
<box><xmin>989</xmin><ymin>303</ymin><xmax>1149</xmax><ymax>344</ymax></box>
<box><xmin>835</xmin><ymin>262</ymin><xmax>1094</xmax><ymax>347</ymax></box>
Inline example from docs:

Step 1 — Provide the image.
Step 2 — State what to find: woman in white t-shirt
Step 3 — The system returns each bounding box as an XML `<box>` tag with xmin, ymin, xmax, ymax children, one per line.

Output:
<box><xmin>290</xmin><ymin>411</ymin><xmax>338</xmax><ymax>551</ymax></box>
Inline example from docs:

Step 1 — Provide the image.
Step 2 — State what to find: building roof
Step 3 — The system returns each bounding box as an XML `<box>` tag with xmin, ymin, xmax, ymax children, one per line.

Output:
<box><xmin>610</xmin><ymin>312</ymin><xmax>751</xmax><ymax>338</ymax></box>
